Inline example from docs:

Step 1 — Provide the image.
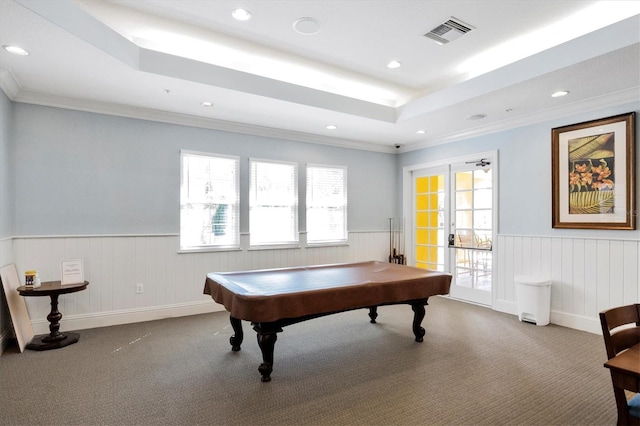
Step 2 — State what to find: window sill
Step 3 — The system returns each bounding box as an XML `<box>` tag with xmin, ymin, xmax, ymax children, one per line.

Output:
<box><xmin>178</xmin><ymin>247</ymin><xmax>242</xmax><ymax>254</ymax></box>
<box><xmin>248</xmin><ymin>244</ymin><xmax>301</xmax><ymax>251</ymax></box>
<box><xmin>306</xmin><ymin>242</ymin><xmax>349</xmax><ymax>248</ymax></box>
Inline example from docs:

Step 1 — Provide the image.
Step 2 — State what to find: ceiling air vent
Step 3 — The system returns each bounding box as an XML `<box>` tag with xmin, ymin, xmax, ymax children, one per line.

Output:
<box><xmin>424</xmin><ymin>17</ymin><xmax>474</xmax><ymax>45</ymax></box>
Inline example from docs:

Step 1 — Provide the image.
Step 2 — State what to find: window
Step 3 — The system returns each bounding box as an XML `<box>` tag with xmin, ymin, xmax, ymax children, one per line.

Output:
<box><xmin>306</xmin><ymin>164</ymin><xmax>348</xmax><ymax>245</ymax></box>
<box><xmin>180</xmin><ymin>151</ymin><xmax>239</xmax><ymax>251</ymax></box>
<box><xmin>250</xmin><ymin>159</ymin><xmax>298</xmax><ymax>246</ymax></box>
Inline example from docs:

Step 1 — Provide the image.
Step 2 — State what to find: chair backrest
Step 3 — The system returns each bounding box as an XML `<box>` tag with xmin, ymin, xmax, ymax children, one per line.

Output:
<box><xmin>456</xmin><ymin>232</ymin><xmax>474</xmax><ymax>248</ymax></box>
<box><xmin>599</xmin><ymin>304</ymin><xmax>640</xmax><ymax>359</ymax></box>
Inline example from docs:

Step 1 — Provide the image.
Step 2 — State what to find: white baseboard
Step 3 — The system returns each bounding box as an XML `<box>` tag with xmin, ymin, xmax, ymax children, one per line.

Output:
<box><xmin>549</xmin><ymin>310</ymin><xmax>602</xmax><ymax>335</ymax></box>
<box><xmin>493</xmin><ymin>299</ymin><xmax>518</xmax><ymax>316</ymax></box>
<box><xmin>30</xmin><ymin>300</ymin><xmax>225</xmax><ymax>335</ymax></box>
<box><xmin>493</xmin><ymin>298</ymin><xmax>601</xmax><ymax>335</ymax></box>
<box><xmin>26</xmin><ymin>297</ymin><xmax>604</xmax><ymax>336</ymax></box>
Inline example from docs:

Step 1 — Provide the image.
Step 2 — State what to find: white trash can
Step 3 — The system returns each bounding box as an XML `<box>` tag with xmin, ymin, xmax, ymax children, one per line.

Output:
<box><xmin>515</xmin><ymin>276</ymin><xmax>552</xmax><ymax>326</ymax></box>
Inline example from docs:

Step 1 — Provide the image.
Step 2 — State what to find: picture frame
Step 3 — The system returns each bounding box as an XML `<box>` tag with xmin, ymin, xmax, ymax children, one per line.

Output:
<box><xmin>552</xmin><ymin>112</ymin><xmax>636</xmax><ymax>230</ymax></box>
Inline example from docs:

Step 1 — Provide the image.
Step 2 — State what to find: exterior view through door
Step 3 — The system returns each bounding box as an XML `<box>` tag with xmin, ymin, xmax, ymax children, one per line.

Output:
<box><xmin>412</xmin><ymin>156</ymin><xmax>495</xmax><ymax>306</ymax></box>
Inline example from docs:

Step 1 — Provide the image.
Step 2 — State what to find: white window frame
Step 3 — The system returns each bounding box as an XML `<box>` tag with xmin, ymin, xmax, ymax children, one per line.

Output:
<box><xmin>306</xmin><ymin>163</ymin><xmax>348</xmax><ymax>246</ymax></box>
<box><xmin>179</xmin><ymin>150</ymin><xmax>240</xmax><ymax>252</ymax></box>
<box><xmin>249</xmin><ymin>158</ymin><xmax>299</xmax><ymax>248</ymax></box>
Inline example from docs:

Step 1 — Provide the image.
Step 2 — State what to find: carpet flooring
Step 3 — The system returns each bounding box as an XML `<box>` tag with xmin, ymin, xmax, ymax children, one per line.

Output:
<box><xmin>0</xmin><ymin>296</ymin><xmax>616</xmax><ymax>425</ymax></box>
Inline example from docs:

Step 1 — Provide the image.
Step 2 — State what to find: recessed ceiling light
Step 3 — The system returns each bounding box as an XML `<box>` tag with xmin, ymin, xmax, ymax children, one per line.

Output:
<box><xmin>416</xmin><ymin>130</ymin><xmax>425</xmax><ymax>134</ymax></box>
<box><xmin>387</xmin><ymin>60</ymin><xmax>402</xmax><ymax>69</ymax></box>
<box><xmin>3</xmin><ymin>45</ymin><xmax>29</xmax><ymax>56</ymax></box>
<box><xmin>293</xmin><ymin>17</ymin><xmax>320</xmax><ymax>35</ymax></box>
<box><xmin>326</xmin><ymin>125</ymin><xmax>337</xmax><ymax>130</ymax></box>
<box><xmin>201</xmin><ymin>101</ymin><xmax>214</xmax><ymax>107</ymax></box>
<box><xmin>551</xmin><ymin>90</ymin><xmax>569</xmax><ymax>97</ymax></box>
<box><xmin>232</xmin><ymin>9</ymin><xmax>252</xmax><ymax>21</ymax></box>
<box><xmin>465</xmin><ymin>114</ymin><xmax>487</xmax><ymax>120</ymax></box>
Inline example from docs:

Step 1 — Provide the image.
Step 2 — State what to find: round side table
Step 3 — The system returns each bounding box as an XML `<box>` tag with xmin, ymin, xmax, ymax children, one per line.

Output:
<box><xmin>17</xmin><ymin>280</ymin><xmax>89</xmax><ymax>351</ymax></box>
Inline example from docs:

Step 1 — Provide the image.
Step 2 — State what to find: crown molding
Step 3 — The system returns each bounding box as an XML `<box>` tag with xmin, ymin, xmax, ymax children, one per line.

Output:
<box><xmin>0</xmin><ymin>68</ymin><xmax>20</xmax><ymax>99</ymax></box>
<box><xmin>401</xmin><ymin>86</ymin><xmax>640</xmax><ymax>153</ymax></box>
<box><xmin>2</xmin><ymin>74</ymin><xmax>637</xmax><ymax>155</ymax></box>
<box><xmin>5</xmin><ymin>87</ymin><xmax>396</xmax><ymax>154</ymax></box>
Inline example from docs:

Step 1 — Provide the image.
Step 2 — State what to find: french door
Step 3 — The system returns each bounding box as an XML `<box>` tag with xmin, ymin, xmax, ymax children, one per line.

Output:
<box><xmin>449</xmin><ymin>163</ymin><xmax>493</xmax><ymax>305</ymax></box>
<box><xmin>413</xmin><ymin>167</ymin><xmax>448</xmax><ymax>272</ymax></box>
<box><xmin>411</xmin><ymin>157</ymin><xmax>495</xmax><ymax>306</ymax></box>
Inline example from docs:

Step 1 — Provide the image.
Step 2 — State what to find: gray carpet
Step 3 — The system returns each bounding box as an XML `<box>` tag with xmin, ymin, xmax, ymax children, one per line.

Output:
<box><xmin>0</xmin><ymin>296</ymin><xmax>615</xmax><ymax>425</ymax></box>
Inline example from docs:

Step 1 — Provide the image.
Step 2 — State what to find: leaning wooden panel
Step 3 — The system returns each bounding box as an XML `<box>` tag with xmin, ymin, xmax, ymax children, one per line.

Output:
<box><xmin>0</xmin><ymin>264</ymin><xmax>34</xmax><ymax>352</ymax></box>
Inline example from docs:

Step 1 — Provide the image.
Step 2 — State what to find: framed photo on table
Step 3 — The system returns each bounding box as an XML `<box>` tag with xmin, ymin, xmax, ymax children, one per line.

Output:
<box><xmin>552</xmin><ymin>112</ymin><xmax>636</xmax><ymax>230</ymax></box>
<box><xmin>61</xmin><ymin>259</ymin><xmax>85</xmax><ymax>285</ymax></box>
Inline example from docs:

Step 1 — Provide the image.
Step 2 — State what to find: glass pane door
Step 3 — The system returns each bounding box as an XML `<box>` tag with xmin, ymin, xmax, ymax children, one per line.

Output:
<box><xmin>450</xmin><ymin>165</ymin><xmax>493</xmax><ymax>305</ymax></box>
<box><xmin>413</xmin><ymin>169</ymin><xmax>448</xmax><ymax>271</ymax></box>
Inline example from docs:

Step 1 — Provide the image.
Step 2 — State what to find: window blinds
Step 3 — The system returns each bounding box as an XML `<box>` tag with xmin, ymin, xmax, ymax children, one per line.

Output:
<box><xmin>306</xmin><ymin>164</ymin><xmax>347</xmax><ymax>244</ymax></box>
<box><xmin>249</xmin><ymin>159</ymin><xmax>299</xmax><ymax>246</ymax></box>
<box><xmin>180</xmin><ymin>151</ymin><xmax>239</xmax><ymax>250</ymax></box>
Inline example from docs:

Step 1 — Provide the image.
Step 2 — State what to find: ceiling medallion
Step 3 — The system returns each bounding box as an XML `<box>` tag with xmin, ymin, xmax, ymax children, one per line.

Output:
<box><xmin>293</xmin><ymin>17</ymin><xmax>320</xmax><ymax>35</ymax></box>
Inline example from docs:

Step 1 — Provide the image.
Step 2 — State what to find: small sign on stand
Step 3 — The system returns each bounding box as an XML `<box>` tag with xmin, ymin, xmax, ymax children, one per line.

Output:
<box><xmin>61</xmin><ymin>259</ymin><xmax>84</xmax><ymax>285</ymax></box>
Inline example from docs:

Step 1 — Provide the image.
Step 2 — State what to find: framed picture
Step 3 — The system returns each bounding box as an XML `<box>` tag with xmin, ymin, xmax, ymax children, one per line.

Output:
<box><xmin>552</xmin><ymin>112</ymin><xmax>635</xmax><ymax>230</ymax></box>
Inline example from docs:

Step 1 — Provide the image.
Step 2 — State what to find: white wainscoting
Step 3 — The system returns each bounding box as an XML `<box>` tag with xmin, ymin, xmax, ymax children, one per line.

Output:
<box><xmin>11</xmin><ymin>232</ymin><xmax>389</xmax><ymax>335</ymax></box>
<box><xmin>495</xmin><ymin>234</ymin><xmax>640</xmax><ymax>334</ymax></box>
<box><xmin>9</xmin><ymin>232</ymin><xmax>638</xmax><ymax>337</ymax></box>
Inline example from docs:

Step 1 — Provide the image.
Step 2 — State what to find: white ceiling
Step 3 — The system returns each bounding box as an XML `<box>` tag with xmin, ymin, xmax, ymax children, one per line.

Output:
<box><xmin>1</xmin><ymin>0</ymin><xmax>639</xmax><ymax>153</ymax></box>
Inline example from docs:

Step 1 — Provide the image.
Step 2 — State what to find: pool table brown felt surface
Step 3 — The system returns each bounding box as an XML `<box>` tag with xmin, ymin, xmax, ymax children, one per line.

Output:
<box><xmin>203</xmin><ymin>261</ymin><xmax>452</xmax><ymax>322</ymax></box>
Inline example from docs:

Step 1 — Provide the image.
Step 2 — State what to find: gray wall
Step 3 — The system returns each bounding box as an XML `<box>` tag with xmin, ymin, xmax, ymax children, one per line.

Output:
<box><xmin>15</xmin><ymin>101</ymin><xmax>638</xmax><ymax>240</ymax></box>
<box><xmin>3</xmin><ymin>96</ymin><xmax>639</xmax><ymax>342</ymax></box>
<box><xmin>0</xmin><ymin>89</ymin><xmax>14</xmax><ymax>345</ymax></box>
<box><xmin>0</xmin><ymin>90</ymin><xmax>13</xmax><ymax>238</ymax></box>
<box><xmin>398</xmin><ymin>102</ymin><xmax>640</xmax><ymax>241</ymax></box>
<box><xmin>13</xmin><ymin>104</ymin><xmax>398</xmax><ymax>236</ymax></box>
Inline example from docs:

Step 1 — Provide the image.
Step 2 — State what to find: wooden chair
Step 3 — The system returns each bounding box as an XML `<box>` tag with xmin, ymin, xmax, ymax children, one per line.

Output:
<box><xmin>455</xmin><ymin>232</ymin><xmax>474</xmax><ymax>270</ymax></box>
<box><xmin>599</xmin><ymin>304</ymin><xmax>640</xmax><ymax>425</ymax></box>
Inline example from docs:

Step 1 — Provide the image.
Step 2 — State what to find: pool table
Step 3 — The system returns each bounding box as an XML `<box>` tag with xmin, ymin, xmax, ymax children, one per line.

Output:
<box><xmin>203</xmin><ymin>261</ymin><xmax>452</xmax><ymax>382</ymax></box>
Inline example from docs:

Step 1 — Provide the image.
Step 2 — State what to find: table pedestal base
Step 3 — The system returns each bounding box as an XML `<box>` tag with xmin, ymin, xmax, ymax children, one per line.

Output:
<box><xmin>27</xmin><ymin>332</ymin><xmax>80</xmax><ymax>351</ymax></box>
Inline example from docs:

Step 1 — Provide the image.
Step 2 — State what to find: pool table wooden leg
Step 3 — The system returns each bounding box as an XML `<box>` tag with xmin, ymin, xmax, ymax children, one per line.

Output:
<box><xmin>253</xmin><ymin>323</ymin><xmax>282</xmax><ymax>382</ymax></box>
<box><xmin>229</xmin><ymin>316</ymin><xmax>243</xmax><ymax>351</ymax></box>
<box><xmin>368</xmin><ymin>306</ymin><xmax>378</xmax><ymax>323</ymax></box>
<box><xmin>411</xmin><ymin>301</ymin><xmax>427</xmax><ymax>342</ymax></box>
